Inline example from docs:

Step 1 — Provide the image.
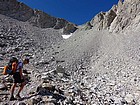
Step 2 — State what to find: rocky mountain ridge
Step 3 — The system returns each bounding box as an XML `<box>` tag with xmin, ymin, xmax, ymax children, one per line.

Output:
<box><xmin>0</xmin><ymin>0</ymin><xmax>77</xmax><ymax>34</ymax></box>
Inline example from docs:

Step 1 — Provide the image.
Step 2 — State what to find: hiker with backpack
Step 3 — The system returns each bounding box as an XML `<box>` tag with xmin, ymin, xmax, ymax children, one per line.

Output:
<box><xmin>3</xmin><ymin>57</ymin><xmax>29</xmax><ymax>101</ymax></box>
<box><xmin>10</xmin><ymin>57</ymin><xmax>29</xmax><ymax>101</ymax></box>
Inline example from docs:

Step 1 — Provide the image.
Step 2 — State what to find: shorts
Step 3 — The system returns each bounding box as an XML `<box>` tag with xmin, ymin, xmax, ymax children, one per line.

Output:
<box><xmin>13</xmin><ymin>72</ymin><xmax>24</xmax><ymax>83</ymax></box>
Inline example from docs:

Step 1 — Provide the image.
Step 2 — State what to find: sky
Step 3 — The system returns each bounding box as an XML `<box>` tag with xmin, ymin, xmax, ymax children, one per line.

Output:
<box><xmin>18</xmin><ymin>0</ymin><xmax>119</xmax><ymax>25</ymax></box>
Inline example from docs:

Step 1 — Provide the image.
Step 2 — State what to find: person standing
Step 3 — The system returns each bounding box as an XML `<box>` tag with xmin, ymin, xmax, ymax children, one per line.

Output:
<box><xmin>10</xmin><ymin>58</ymin><xmax>29</xmax><ymax>101</ymax></box>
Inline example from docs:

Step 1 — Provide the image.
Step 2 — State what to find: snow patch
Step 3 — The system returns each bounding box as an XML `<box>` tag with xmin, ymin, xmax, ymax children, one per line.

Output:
<box><xmin>62</xmin><ymin>33</ymin><xmax>73</xmax><ymax>39</ymax></box>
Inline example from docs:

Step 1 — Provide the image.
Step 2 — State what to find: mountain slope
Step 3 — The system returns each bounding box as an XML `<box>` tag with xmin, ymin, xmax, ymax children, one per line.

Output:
<box><xmin>50</xmin><ymin>0</ymin><xmax>140</xmax><ymax>104</ymax></box>
<box><xmin>0</xmin><ymin>0</ymin><xmax>140</xmax><ymax>104</ymax></box>
<box><xmin>0</xmin><ymin>13</ymin><xmax>63</xmax><ymax>61</ymax></box>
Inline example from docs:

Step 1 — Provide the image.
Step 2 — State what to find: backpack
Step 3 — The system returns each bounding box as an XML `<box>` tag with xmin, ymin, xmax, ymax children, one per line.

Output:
<box><xmin>2</xmin><ymin>57</ymin><xmax>18</xmax><ymax>75</ymax></box>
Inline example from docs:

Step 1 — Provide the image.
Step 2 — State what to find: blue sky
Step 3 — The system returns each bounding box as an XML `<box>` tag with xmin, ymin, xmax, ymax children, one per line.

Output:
<box><xmin>18</xmin><ymin>0</ymin><xmax>119</xmax><ymax>25</ymax></box>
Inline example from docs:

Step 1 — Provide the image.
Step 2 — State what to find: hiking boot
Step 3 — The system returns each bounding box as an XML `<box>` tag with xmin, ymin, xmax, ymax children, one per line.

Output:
<box><xmin>10</xmin><ymin>96</ymin><xmax>16</xmax><ymax>101</ymax></box>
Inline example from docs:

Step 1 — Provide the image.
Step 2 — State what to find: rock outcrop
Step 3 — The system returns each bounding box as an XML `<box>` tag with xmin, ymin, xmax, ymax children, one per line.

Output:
<box><xmin>77</xmin><ymin>0</ymin><xmax>140</xmax><ymax>33</ymax></box>
<box><xmin>0</xmin><ymin>0</ymin><xmax>77</xmax><ymax>34</ymax></box>
<box><xmin>110</xmin><ymin>0</ymin><xmax>140</xmax><ymax>33</ymax></box>
<box><xmin>90</xmin><ymin>9</ymin><xmax>117</xmax><ymax>30</ymax></box>
<box><xmin>76</xmin><ymin>4</ymin><xmax>117</xmax><ymax>31</ymax></box>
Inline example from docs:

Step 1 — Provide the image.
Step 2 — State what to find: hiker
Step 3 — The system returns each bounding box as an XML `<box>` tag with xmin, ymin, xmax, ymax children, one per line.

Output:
<box><xmin>10</xmin><ymin>57</ymin><xmax>29</xmax><ymax>101</ymax></box>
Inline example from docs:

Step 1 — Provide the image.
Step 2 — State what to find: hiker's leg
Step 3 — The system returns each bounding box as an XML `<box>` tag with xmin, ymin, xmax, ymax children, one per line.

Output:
<box><xmin>17</xmin><ymin>82</ymin><xmax>25</xmax><ymax>96</ymax></box>
<box><xmin>10</xmin><ymin>83</ymin><xmax>17</xmax><ymax>97</ymax></box>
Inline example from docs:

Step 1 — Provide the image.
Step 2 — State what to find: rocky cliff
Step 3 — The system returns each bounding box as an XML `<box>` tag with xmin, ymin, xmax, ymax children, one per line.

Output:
<box><xmin>77</xmin><ymin>0</ymin><xmax>140</xmax><ymax>33</ymax></box>
<box><xmin>110</xmin><ymin>0</ymin><xmax>140</xmax><ymax>33</ymax></box>
<box><xmin>0</xmin><ymin>0</ymin><xmax>77</xmax><ymax>34</ymax></box>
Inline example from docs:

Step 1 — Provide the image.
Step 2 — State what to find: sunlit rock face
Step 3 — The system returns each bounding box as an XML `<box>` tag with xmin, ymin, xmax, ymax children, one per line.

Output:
<box><xmin>77</xmin><ymin>0</ymin><xmax>140</xmax><ymax>33</ymax></box>
<box><xmin>109</xmin><ymin>0</ymin><xmax>140</xmax><ymax>33</ymax></box>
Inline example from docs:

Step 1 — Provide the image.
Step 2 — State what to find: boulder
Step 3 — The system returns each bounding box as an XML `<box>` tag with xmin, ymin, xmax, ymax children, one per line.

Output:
<box><xmin>56</xmin><ymin>65</ymin><xmax>65</xmax><ymax>74</ymax></box>
<box><xmin>124</xmin><ymin>94</ymin><xmax>134</xmax><ymax>103</ymax></box>
<box><xmin>0</xmin><ymin>83</ymin><xmax>7</xmax><ymax>90</ymax></box>
<box><xmin>29</xmin><ymin>96</ymin><xmax>42</xmax><ymax>105</ymax></box>
<box><xmin>17</xmin><ymin>102</ymin><xmax>26</xmax><ymax>105</ymax></box>
<box><xmin>42</xmin><ymin>83</ymin><xmax>55</xmax><ymax>92</ymax></box>
<box><xmin>36</xmin><ymin>83</ymin><xmax>55</xmax><ymax>95</ymax></box>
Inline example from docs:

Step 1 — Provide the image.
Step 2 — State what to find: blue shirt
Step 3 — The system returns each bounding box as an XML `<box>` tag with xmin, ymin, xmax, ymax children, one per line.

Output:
<box><xmin>16</xmin><ymin>62</ymin><xmax>23</xmax><ymax>72</ymax></box>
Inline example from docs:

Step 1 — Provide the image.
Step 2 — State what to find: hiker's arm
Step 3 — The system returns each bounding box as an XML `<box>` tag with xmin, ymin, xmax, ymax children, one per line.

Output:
<box><xmin>19</xmin><ymin>68</ymin><xmax>24</xmax><ymax>79</ymax></box>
